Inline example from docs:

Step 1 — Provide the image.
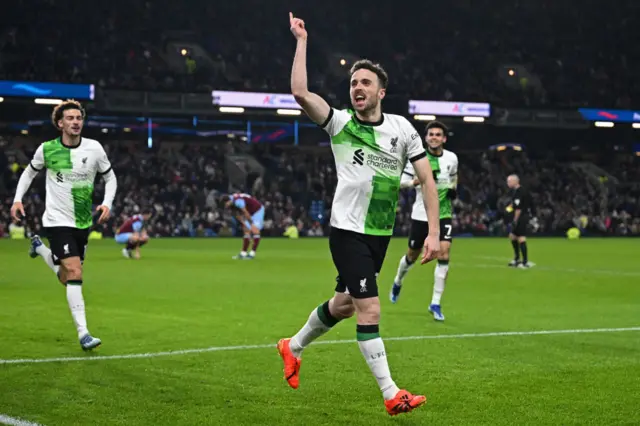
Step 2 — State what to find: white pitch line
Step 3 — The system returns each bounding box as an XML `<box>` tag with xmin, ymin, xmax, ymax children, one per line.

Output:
<box><xmin>0</xmin><ymin>414</ymin><xmax>44</xmax><ymax>426</ymax></box>
<box><xmin>466</xmin><ymin>259</ymin><xmax>640</xmax><ymax>277</ymax></box>
<box><xmin>1</xmin><ymin>327</ymin><xmax>639</xmax><ymax>366</ymax></box>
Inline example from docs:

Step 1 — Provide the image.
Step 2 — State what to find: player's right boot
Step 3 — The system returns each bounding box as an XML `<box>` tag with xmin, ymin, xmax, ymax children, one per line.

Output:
<box><xmin>79</xmin><ymin>334</ymin><xmax>102</xmax><ymax>351</ymax></box>
<box><xmin>277</xmin><ymin>338</ymin><xmax>301</xmax><ymax>389</ymax></box>
<box><xmin>29</xmin><ymin>235</ymin><xmax>43</xmax><ymax>259</ymax></box>
<box><xmin>389</xmin><ymin>281</ymin><xmax>402</xmax><ymax>304</ymax></box>
<box><xmin>429</xmin><ymin>304</ymin><xmax>445</xmax><ymax>321</ymax></box>
<box><xmin>508</xmin><ymin>260</ymin><xmax>520</xmax><ymax>267</ymax></box>
<box><xmin>384</xmin><ymin>390</ymin><xmax>427</xmax><ymax>416</ymax></box>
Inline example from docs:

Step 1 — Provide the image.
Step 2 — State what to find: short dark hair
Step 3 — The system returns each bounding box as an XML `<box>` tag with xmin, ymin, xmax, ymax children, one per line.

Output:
<box><xmin>51</xmin><ymin>99</ymin><xmax>86</xmax><ymax>130</ymax></box>
<box><xmin>425</xmin><ymin>120</ymin><xmax>448</xmax><ymax>135</ymax></box>
<box><xmin>349</xmin><ymin>59</ymin><xmax>389</xmax><ymax>89</ymax></box>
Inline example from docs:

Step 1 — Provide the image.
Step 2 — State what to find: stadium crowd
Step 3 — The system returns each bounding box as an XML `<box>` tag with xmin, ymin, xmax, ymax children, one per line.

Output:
<box><xmin>1</xmin><ymin>0</ymin><xmax>638</xmax><ymax>108</ymax></box>
<box><xmin>2</xmin><ymin>137</ymin><xmax>639</xmax><ymax>239</ymax></box>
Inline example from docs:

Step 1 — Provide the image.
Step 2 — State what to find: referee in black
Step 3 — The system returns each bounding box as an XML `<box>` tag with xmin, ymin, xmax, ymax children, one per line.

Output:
<box><xmin>506</xmin><ymin>174</ymin><xmax>533</xmax><ymax>268</ymax></box>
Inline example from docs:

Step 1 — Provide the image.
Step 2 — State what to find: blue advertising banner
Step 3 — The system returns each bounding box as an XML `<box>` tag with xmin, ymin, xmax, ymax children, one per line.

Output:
<box><xmin>578</xmin><ymin>108</ymin><xmax>640</xmax><ymax>123</ymax></box>
<box><xmin>0</xmin><ymin>81</ymin><xmax>95</xmax><ymax>100</ymax></box>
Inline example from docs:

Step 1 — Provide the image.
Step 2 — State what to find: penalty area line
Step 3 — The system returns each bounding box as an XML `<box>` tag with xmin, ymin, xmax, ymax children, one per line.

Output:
<box><xmin>1</xmin><ymin>326</ymin><xmax>639</xmax><ymax>366</ymax></box>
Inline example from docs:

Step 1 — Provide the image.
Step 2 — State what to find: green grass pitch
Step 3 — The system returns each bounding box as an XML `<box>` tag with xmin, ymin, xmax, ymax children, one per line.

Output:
<box><xmin>1</xmin><ymin>237</ymin><xmax>639</xmax><ymax>425</ymax></box>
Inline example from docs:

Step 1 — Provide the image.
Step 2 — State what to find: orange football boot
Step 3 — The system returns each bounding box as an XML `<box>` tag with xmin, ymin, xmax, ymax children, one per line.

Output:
<box><xmin>384</xmin><ymin>390</ymin><xmax>427</xmax><ymax>416</ymax></box>
<box><xmin>277</xmin><ymin>338</ymin><xmax>301</xmax><ymax>389</ymax></box>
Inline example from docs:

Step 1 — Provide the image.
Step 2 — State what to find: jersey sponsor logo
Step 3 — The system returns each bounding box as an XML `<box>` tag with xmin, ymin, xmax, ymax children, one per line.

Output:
<box><xmin>366</xmin><ymin>153</ymin><xmax>399</xmax><ymax>171</ymax></box>
<box><xmin>352</xmin><ymin>148</ymin><xmax>365</xmax><ymax>165</ymax></box>
<box><xmin>56</xmin><ymin>171</ymin><xmax>64</xmax><ymax>183</ymax></box>
<box><xmin>390</xmin><ymin>137</ymin><xmax>398</xmax><ymax>153</ymax></box>
<box><xmin>61</xmin><ymin>171</ymin><xmax>93</xmax><ymax>183</ymax></box>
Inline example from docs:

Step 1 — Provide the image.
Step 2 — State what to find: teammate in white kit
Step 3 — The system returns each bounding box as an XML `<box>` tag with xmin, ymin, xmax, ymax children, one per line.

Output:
<box><xmin>277</xmin><ymin>13</ymin><xmax>441</xmax><ymax>416</ymax></box>
<box><xmin>10</xmin><ymin>100</ymin><xmax>117</xmax><ymax>350</ymax></box>
<box><xmin>390</xmin><ymin>121</ymin><xmax>458</xmax><ymax>321</ymax></box>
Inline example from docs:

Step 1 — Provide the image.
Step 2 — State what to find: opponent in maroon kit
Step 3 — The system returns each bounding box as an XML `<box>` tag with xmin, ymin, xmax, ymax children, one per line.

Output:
<box><xmin>115</xmin><ymin>210</ymin><xmax>153</xmax><ymax>259</ymax></box>
<box><xmin>220</xmin><ymin>193</ymin><xmax>264</xmax><ymax>259</ymax></box>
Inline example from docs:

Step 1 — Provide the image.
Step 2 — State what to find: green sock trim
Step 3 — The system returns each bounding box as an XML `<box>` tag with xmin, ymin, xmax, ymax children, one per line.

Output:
<box><xmin>356</xmin><ymin>332</ymin><xmax>380</xmax><ymax>341</ymax></box>
<box><xmin>316</xmin><ymin>302</ymin><xmax>339</xmax><ymax>327</ymax></box>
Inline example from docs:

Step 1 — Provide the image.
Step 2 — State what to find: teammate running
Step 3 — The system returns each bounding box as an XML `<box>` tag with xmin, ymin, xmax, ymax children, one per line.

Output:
<box><xmin>220</xmin><ymin>193</ymin><xmax>264</xmax><ymax>260</ymax></box>
<box><xmin>11</xmin><ymin>99</ymin><xmax>117</xmax><ymax>350</ymax></box>
<box><xmin>277</xmin><ymin>13</ymin><xmax>440</xmax><ymax>416</ymax></box>
<box><xmin>390</xmin><ymin>121</ymin><xmax>458</xmax><ymax>321</ymax></box>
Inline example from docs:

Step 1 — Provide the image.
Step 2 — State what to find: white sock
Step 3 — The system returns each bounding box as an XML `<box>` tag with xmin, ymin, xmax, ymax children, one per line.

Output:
<box><xmin>289</xmin><ymin>306</ymin><xmax>333</xmax><ymax>358</ymax></box>
<box><xmin>394</xmin><ymin>255</ymin><xmax>415</xmax><ymax>285</ymax></box>
<box><xmin>66</xmin><ymin>283</ymin><xmax>89</xmax><ymax>339</ymax></box>
<box><xmin>35</xmin><ymin>244</ymin><xmax>60</xmax><ymax>275</ymax></box>
<box><xmin>358</xmin><ymin>336</ymin><xmax>400</xmax><ymax>400</ymax></box>
<box><xmin>432</xmin><ymin>262</ymin><xmax>449</xmax><ymax>305</ymax></box>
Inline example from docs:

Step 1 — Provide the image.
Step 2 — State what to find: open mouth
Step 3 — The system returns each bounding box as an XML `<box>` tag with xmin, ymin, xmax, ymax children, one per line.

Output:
<box><xmin>354</xmin><ymin>94</ymin><xmax>366</xmax><ymax>107</ymax></box>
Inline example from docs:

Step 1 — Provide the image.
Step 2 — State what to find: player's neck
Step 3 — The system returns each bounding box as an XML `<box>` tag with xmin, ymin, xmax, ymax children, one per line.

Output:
<box><xmin>61</xmin><ymin>133</ymin><xmax>81</xmax><ymax>148</ymax></box>
<box><xmin>427</xmin><ymin>146</ymin><xmax>443</xmax><ymax>157</ymax></box>
<box><xmin>355</xmin><ymin>107</ymin><xmax>382</xmax><ymax>125</ymax></box>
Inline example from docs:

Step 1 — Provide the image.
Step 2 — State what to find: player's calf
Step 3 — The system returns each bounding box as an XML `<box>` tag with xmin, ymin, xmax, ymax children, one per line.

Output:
<box><xmin>60</xmin><ymin>257</ymin><xmax>99</xmax><ymax>348</ymax></box>
<box><xmin>390</xmin><ymin>248</ymin><xmax>420</xmax><ymax>303</ymax></box>
<box><xmin>430</xmin><ymin>247</ymin><xmax>450</xmax><ymax>321</ymax></box>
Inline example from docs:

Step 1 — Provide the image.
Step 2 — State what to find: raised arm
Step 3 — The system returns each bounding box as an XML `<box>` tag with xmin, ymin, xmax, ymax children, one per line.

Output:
<box><xmin>289</xmin><ymin>12</ymin><xmax>331</xmax><ymax>125</ymax></box>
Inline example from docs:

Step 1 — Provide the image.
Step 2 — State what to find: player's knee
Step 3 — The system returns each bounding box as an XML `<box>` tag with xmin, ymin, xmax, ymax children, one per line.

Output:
<box><xmin>130</xmin><ymin>235</ymin><xmax>139</xmax><ymax>243</ymax></box>
<box><xmin>518</xmin><ymin>236</ymin><xmax>527</xmax><ymax>243</ymax></box>
<box><xmin>354</xmin><ymin>299</ymin><xmax>381</xmax><ymax>324</ymax></box>
<box><xmin>64</xmin><ymin>265</ymin><xmax>82</xmax><ymax>281</ymax></box>
<box><xmin>406</xmin><ymin>249</ymin><xmax>420</xmax><ymax>263</ymax></box>
<box><xmin>332</xmin><ymin>304</ymin><xmax>355</xmax><ymax>319</ymax></box>
<box><xmin>329</xmin><ymin>294</ymin><xmax>355</xmax><ymax>319</ymax></box>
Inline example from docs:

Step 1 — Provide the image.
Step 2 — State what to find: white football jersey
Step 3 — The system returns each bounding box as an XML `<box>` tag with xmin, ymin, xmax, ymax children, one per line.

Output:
<box><xmin>322</xmin><ymin>108</ymin><xmax>426</xmax><ymax>236</ymax></box>
<box><xmin>402</xmin><ymin>149</ymin><xmax>458</xmax><ymax>222</ymax></box>
<box><xmin>29</xmin><ymin>137</ymin><xmax>113</xmax><ymax>229</ymax></box>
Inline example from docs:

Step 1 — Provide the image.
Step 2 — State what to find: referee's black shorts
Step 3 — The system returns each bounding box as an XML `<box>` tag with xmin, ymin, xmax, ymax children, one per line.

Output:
<box><xmin>511</xmin><ymin>218</ymin><xmax>528</xmax><ymax>237</ymax></box>
<box><xmin>329</xmin><ymin>227</ymin><xmax>391</xmax><ymax>299</ymax></box>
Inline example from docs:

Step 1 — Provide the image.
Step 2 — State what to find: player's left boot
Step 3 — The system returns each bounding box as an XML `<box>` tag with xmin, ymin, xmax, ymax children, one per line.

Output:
<box><xmin>384</xmin><ymin>389</ymin><xmax>427</xmax><ymax>416</ymax></box>
<box><xmin>232</xmin><ymin>252</ymin><xmax>249</xmax><ymax>260</ymax></box>
<box><xmin>389</xmin><ymin>282</ymin><xmax>402</xmax><ymax>304</ymax></box>
<box><xmin>122</xmin><ymin>248</ymin><xmax>132</xmax><ymax>259</ymax></box>
<box><xmin>79</xmin><ymin>334</ymin><xmax>102</xmax><ymax>351</ymax></box>
<box><xmin>428</xmin><ymin>304</ymin><xmax>445</xmax><ymax>321</ymax></box>
<box><xmin>247</xmin><ymin>250</ymin><xmax>256</xmax><ymax>259</ymax></box>
<box><xmin>518</xmin><ymin>262</ymin><xmax>531</xmax><ymax>269</ymax></box>
<box><xmin>29</xmin><ymin>235</ymin><xmax>43</xmax><ymax>259</ymax></box>
<box><xmin>277</xmin><ymin>338</ymin><xmax>301</xmax><ymax>389</ymax></box>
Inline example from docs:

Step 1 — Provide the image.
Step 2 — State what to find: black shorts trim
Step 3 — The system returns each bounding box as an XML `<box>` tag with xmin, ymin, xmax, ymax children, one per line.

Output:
<box><xmin>44</xmin><ymin>227</ymin><xmax>90</xmax><ymax>265</ymax></box>
<box><xmin>408</xmin><ymin>218</ymin><xmax>453</xmax><ymax>249</ymax></box>
<box><xmin>409</xmin><ymin>152</ymin><xmax>427</xmax><ymax>163</ymax></box>
<box><xmin>329</xmin><ymin>227</ymin><xmax>390</xmax><ymax>299</ymax></box>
